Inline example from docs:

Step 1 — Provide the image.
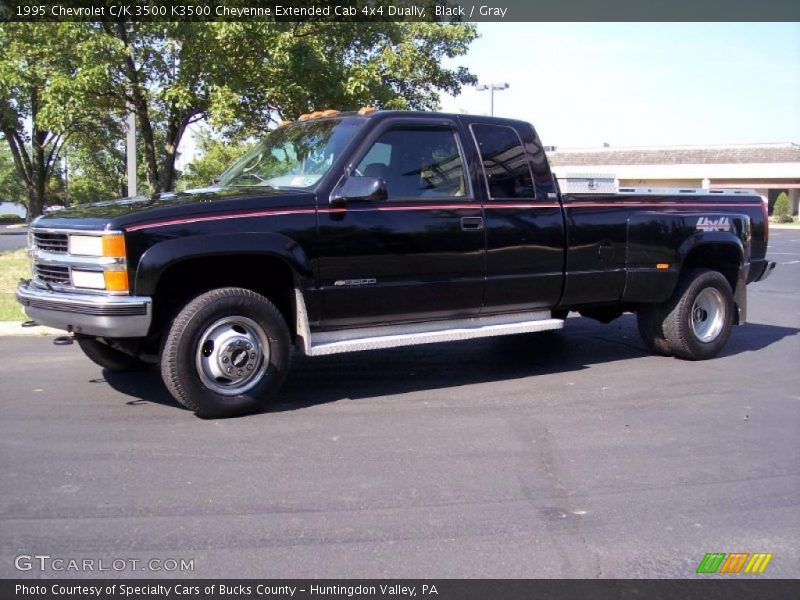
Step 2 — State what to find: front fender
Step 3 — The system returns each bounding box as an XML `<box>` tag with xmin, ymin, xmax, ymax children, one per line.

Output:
<box><xmin>133</xmin><ymin>232</ymin><xmax>313</xmax><ymax>296</ymax></box>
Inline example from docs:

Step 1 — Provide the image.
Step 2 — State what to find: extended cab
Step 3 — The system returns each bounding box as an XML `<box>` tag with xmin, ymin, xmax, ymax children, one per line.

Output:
<box><xmin>17</xmin><ymin>110</ymin><xmax>776</xmax><ymax>417</ymax></box>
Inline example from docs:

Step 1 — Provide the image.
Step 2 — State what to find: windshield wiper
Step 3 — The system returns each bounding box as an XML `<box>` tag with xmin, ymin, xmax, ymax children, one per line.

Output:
<box><xmin>231</xmin><ymin>172</ymin><xmax>274</xmax><ymax>187</ymax></box>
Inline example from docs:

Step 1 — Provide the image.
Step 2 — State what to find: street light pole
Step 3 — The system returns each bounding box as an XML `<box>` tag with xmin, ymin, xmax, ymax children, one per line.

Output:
<box><xmin>126</xmin><ymin>109</ymin><xmax>136</xmax><ymax>197</ymax></box>
<box><xmin>476</xmin><ymin>82</ymin><xmax>509</xmax><ymax>116</ymax></box>
<box><xmin>126</xmin><ymin>23</ymin><xmax>137</xmax><ymax>198</ymax></box>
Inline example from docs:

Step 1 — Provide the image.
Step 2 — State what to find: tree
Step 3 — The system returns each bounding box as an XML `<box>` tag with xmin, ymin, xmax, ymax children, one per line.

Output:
<box><xmin>773</xmin><ymin>192</ymin><xmax>793</xmax><ymax>223</ymax></box>
<box><xmin>0</xmin><ymin>23</ymin><xmax>119</xmax><ymax>219</ymax></box>
<box><xmin>0</xmin><ymin>144</ymin><xmax>26</xmax><ymax>203</ymax></box>
<box><xmin>64</xmin><ymin>134</ymin><xmax>127</xmax><ymax>205</ymax></box>
<box><xmin>0</xmin><ymin>25</ymin><xmax>64</xmax><ymax>219</ymax></box>
<box><xmin>75</xmin><ymin>21</ymin><xmax>477</xmax><ymax>197</ymax></box>
<box><xmin>178</xmin><ymin>132</ymin><xmax>253</xmax><ymax>191</ymax></box>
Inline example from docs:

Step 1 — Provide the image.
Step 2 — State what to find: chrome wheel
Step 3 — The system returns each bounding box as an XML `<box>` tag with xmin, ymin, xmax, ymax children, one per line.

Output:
<box><xmin>195</xmin><ymin>316</ymin><xmax>270</xmax><ymax>396</ymax></box>
<box><xmin>690</xmin><ymin>288</ymin><xmax>725</xmax><ymax>343</ymax></box>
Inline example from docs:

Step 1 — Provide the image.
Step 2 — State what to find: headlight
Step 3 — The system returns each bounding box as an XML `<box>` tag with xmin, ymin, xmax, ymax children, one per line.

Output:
<box><xmin>68</xmin><ymin>233</ymin><xmax>126</xmax><ymax>258</ymax></box>
<box><xmin>68</xmin><ymin>235</ymin><xmax>103</xmax><ymax>256</ymax></box>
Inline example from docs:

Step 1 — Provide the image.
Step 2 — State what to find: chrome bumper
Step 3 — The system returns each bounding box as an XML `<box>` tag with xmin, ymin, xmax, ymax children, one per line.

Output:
<box><xmin>16</xmin><ymin>281</ymin><xmax>152</xmax><ymax>338</ymax></box>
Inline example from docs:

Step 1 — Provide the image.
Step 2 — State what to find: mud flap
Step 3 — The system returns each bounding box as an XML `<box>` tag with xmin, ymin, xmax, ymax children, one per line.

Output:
<box><xmin>734</xmin><ymin>263</ymin><xmax>748</xmax><ymax>325</ymax></box>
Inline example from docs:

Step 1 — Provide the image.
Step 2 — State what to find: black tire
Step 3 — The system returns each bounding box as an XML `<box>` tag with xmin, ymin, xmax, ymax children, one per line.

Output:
<box><xmin>662</xmin><ymin>268</ymin><xmax>735</xmax><ymax>360</ymax></box>
<box><xmin>161</xmin><ymin>287</ymin><xmax>291</xmax><ymax>418</ymax></box>
<box><xmin>637</xmin><ymin>305</ymin><xmax>672</xmax><ymax>356</ymax></box>
<box><xmin>77</xmin><ymin>338</ymin><xmax>151</xmax><ymax>372</ymax></box>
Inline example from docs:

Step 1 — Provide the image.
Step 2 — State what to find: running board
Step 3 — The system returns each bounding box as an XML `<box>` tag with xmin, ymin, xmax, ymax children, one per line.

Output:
<box><xmin>304</xmin><ymin>311</ymin><xmax>564</xmax><ymax>356</ymax></box>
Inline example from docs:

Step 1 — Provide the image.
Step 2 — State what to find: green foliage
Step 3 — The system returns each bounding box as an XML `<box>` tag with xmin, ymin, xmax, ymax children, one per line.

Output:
<box><xmin>0</xmin><ymin>214</ymin><xmax>24</xmax><ymax>224</ymax></box>
<box><xmin>0</xmin><ymin>23</ymin><xmax>120</xmax><ymax>218</ymax></box>
<box><xmin>76</xmin><ymin>21</ymin><xmax>477</xmax><ymax>194</ymax></box>
<box><xmin>773</xmin><ymin>192</ymin><xmax>793</xmax><ymax>223</ymax></box>
<box><xmin>1</xmin><ymin>21</ymin><xmax>477</xmax><ymax>206</ymax></box>
<box><xmin>0</xmin><ymin>145</ymin><xmax>25</xmax><ymax>202</ymax></box>
<box><xmin>63</xmin><ymin>127</ymin><xmax>127</xmax><ymax>205</ymax></box>
<box><xmin>178</xmin><ymin>133</ymin><xmax>254</xmax><ymax>191</ymax></box>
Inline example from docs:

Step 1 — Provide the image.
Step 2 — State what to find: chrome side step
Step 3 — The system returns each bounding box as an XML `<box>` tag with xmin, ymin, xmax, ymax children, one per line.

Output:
<box><xmin>305</xmin><ymin>311</ymin><xmax>564</xmax><ymax>357</ymax></box>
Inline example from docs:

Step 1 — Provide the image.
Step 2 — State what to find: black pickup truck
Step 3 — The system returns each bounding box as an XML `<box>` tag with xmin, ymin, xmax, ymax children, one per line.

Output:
<box><xmin>18</xmin><ymin>109</ymin><xmax>775</xmax><ymax>417</ymax></box>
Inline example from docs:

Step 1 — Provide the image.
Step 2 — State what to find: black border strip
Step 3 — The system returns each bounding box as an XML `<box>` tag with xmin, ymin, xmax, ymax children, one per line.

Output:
<box><xmin>2</xmin><ymin>0</ymin><xmax>800</xmax><ymax>22</ymax></box>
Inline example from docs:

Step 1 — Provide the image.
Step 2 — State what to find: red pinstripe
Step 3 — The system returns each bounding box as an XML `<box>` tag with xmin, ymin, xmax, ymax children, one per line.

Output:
<box><xmin>564</xmin><ymin>202</ymin><xmax>763</xmax><ymax>208</ymax></box>
<box><xmin>123</xmin><ymin>200</ymin><xmax>762</xmax><ymax>232</ymax></box>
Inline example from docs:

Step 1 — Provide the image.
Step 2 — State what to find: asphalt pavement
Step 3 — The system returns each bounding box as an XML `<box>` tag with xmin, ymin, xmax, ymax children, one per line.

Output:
<box><xmin>1</xmin><ymin>230</ymin><xmax>798</xmax><ymax>579</ymax></box>
<box><xmin>0</xmin><ymin>225</ymin><xmax>27</xmax><ymax>253</ymax></box>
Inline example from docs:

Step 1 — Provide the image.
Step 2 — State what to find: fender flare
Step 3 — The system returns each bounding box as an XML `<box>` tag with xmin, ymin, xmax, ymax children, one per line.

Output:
<box><xmin>677</xmin><ymin>231</ymin><xmax>748</xmax><ymax>324</ymax></box>
<box><xmin>133</xmin><ymin>232</ymin><xmax>313</xmax><ymax>296</ymax></box>
<box><xmin>676</xmin><ymin>230</ymin><xmax>745</xmax><ymax>265</ymax></box>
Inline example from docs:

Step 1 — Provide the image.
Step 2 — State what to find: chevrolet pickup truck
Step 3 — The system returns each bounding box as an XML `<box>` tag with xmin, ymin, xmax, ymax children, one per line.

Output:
<box><xmin>17</xmin><ymin>109</ymin><xmax>776</xmax><ymax>417</ymax></box>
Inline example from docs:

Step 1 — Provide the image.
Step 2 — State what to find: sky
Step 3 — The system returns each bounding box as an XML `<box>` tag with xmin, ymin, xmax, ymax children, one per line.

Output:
<box><xmin>179</xmin><ymin>22</ymin><xmax>800</xmax><ymax>167</ymax></box>
<box><xmin>437</xmin><ymin>22</ymin><xmax>800</xmax><ymax>149</ymax></box>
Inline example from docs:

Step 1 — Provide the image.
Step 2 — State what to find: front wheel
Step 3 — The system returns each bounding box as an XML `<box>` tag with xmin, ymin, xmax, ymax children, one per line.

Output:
<box><xmin>652</xmin><ymin>269</ymin><xmax>735</xmax><ymax>361</ymax></box>
<box><xmin>161</xmin><ymin>287</ymin><xmax>292</xmax><ymax>418</ymax></box>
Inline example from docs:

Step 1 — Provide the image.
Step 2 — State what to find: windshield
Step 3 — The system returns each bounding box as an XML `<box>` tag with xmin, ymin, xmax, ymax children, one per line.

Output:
<box><xmin>218</xmin><ymin>117</ymin><xmax>364</xmax><ymax>189</ymax></box>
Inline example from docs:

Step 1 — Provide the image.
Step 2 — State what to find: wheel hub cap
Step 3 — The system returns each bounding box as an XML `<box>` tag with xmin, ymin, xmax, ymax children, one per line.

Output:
<box><xmin>196</xmin><ymin>316</ymin><xmax>270</xmax><ymax>396</ymax></box>
<box><xmin>690</xmin><ymin>288</ymin><xmax>725</xmax><ymax>343</ymax></box>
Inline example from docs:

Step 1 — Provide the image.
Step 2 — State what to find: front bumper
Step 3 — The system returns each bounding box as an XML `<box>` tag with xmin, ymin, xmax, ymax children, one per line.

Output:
<box><xmin>16</xmin><ymin>281</ymin><xmax>152</xmax><ymax>338</ymax></box>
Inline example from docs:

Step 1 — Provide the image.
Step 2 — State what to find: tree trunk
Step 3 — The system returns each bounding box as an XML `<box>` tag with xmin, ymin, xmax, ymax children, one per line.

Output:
<box><xmin>27</xmin><ymin>88</ymin><xmax>48</xmax><ymax>221</ymax></box>
<box><xmin>116</xmin><ymin>23</ymin><xmax>162</xmax><ymax>198</ymax></box>
<box><xmin>160</xmin><ymin>111</ymin><xmax>191</xmax><ymax>192</ymax></box>
<box><xmin>130</xmin><ymin>84</ymin><xmax>161</xmax><ymax>197</ymax></box>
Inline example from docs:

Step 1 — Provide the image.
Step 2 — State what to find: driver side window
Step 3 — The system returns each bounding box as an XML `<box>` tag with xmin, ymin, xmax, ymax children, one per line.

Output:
<box><xmin>355</xmin><ymin>128</ymin><xmax>466</xmax><ymax>200</ymax></box>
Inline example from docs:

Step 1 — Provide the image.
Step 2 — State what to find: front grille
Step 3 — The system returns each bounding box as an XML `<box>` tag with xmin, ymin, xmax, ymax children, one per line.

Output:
<box><xmin>33</xmin><ymin>232</ymin><xmax>69</xmax><ymax>253</ymax></box>
<box><xmin>34</xmin><ymin>264</ymin><xmax>70</xmax><ymax>286</ymax></box>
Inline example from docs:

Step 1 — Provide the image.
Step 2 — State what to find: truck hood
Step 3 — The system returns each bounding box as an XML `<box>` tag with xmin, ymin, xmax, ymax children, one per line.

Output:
<box><xmin>32</xmin><ymin>186</ymin><xmax>314</xmax><ymax>231</ymax></box>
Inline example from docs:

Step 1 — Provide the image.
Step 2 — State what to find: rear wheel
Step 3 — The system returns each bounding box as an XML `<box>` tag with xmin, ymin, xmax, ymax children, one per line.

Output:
<box><xmin>638</xmin><ymin>268</ymin><xmax>734</xmax><ymax>361</ymax></box>
<box><xmin>637</xmin><ymin>305</ymin><xmax>672</xmax><ymax>356</ymax></box>
<box><xmin>77</xmin><ymin>338</ymin><xmax>151</xmax><ymax>372</ymax></box>
<box><xmin>160</xmin><ymin>287</ymin><xmax>291</xmax><ymax>418</ymax></box>
<box><xmin>663</xmin><ymin>269</ymin><xmax>734</xmax><ymax>360</ymax></box>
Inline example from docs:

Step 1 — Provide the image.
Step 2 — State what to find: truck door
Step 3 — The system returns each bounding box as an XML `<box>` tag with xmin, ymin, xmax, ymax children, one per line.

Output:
<box><xmin>466</xmin><ymin>119</ymin><xmax>565</xmax><ymax>313</ymax></box>
<box><xmin>316</xmin><ymin>118</ymin><xmax>485</xmax><ymax>328</ymax></box>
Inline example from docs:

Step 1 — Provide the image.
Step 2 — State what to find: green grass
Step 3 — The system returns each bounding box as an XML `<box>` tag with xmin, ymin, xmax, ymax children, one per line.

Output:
<box><xmin>0</xmin><ymin>248</ymin><xmax>29</xmax><ymax>321</ymax></box>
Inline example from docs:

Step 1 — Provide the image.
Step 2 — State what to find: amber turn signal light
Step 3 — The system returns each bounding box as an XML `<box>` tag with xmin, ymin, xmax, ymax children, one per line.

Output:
<box><xmin>102</xmin><ymin>234</ymin><xmax>127</xmax><ymax>258</ymax></box>
<box><xmin>103</xmin><ymin>270</ymin><xmax>129</xmax><ymax>292</ymax></box>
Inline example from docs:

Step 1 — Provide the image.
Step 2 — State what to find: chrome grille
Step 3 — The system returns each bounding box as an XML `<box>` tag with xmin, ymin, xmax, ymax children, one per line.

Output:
<box><xmin>34</xmin><ymin>264</ymin><xmax>70</xmax><ymax>286</ymax></box>
<box><xmin>33</xmin><ymin>232</ymin><xmax>69</xmax><ymax>253</ymax></box>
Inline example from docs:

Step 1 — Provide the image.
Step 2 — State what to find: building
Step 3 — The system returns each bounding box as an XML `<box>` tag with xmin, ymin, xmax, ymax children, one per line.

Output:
<box><xmin>549</xmin><ymin>143</ymin><xmax>800</xmax><ymax>215</ymax></box>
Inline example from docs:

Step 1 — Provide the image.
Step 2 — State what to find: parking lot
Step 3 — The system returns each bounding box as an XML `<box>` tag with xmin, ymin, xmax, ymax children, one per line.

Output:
<box><xmin>1</xmin><ymin>230</ymin><xmax>798</xmax><ymax>579</ymax></box>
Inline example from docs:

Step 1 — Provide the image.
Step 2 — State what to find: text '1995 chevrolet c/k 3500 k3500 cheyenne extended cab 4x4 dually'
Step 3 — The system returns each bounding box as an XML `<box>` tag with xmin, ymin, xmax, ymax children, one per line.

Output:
<box><xmin>17</xmin><ymin>108</ymin><xmax>776</xmax><ymax>417</ymax></box>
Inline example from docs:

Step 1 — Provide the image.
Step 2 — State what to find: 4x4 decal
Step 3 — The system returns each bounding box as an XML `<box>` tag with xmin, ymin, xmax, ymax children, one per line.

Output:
<box><xmin>696</xmin><ymin>216</ymin><xmax>732</xmax><ymax>232</ymax></box>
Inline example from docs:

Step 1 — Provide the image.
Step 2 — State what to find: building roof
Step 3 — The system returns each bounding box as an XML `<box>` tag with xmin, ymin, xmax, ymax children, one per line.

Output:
<box><xmin>550</xmin><ymin>143</ymin><xmax>800</xmax><ymax>167</ymax></box>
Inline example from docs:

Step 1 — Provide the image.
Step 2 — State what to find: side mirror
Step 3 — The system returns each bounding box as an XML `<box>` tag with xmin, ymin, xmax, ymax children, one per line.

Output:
<box><xmin>330</xmin><ymin>176</ymin><xmax>388</xmax><ymax>207</ymax></box>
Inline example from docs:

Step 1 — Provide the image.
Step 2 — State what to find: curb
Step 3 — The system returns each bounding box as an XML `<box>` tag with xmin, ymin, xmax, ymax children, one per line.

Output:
<box><xmin>0</xmin><ymin>321</ymin><xmax>63</xmax><ymax>337</ymax></box>
<box><xmin>770</xmin><ymin>223</ymin><xmax>800</xmax><ymax>230</ymax></box>
<box><xmin>0</xmin><ymin>224</ymin><xmax>28</xmax><ymax>236</ymax></box>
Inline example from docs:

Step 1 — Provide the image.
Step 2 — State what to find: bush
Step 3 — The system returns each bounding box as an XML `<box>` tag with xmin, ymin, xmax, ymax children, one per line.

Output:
<box><xmin>0</xmin><ymin>213</ymin><xmax>24</xmax><ymax>225</ymax></box>
<box><xmin>772</xmin><ymin>192</ymin><xmax>794</xmax><ymax>223</ymax></box>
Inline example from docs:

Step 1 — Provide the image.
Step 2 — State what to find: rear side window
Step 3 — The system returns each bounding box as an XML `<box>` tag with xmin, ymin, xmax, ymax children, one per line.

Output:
<box><xmin>355</xmin><ymin>127</ymin><xmax>467</xmax><ymax>199</ymax></box>
<box><xmin>471</xmin><ymin>124</ymin><xmax>535</xmax><ymax>199</ymax></box>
